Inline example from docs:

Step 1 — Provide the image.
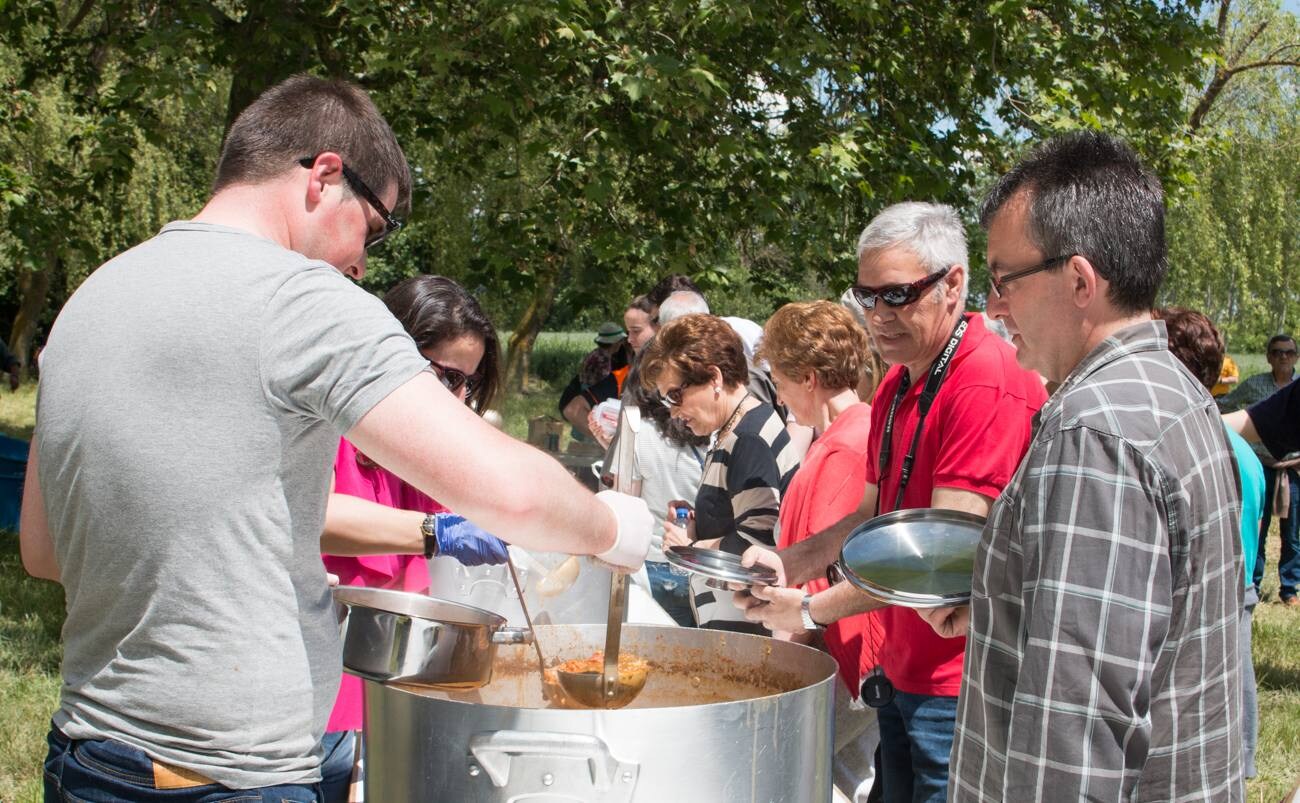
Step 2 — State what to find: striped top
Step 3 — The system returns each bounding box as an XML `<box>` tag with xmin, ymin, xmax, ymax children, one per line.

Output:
<box><xmin>690</xmin><ymin>403</ymin><xmax>801</xmax><ymax>630</ymax></box>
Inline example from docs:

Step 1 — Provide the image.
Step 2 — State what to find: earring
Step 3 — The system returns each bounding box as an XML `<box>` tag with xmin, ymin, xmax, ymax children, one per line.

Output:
<box><xmin>714</xmin><ymin>386</ymin><xmax>721</xmax><ymax>396</ymax></box>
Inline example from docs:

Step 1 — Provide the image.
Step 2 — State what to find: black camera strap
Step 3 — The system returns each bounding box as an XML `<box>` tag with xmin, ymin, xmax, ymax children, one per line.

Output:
<box><xmin>860</xmin><ymin>314</ymin><xmax>969</xmax><ymax>709</ymax></box>
<box><xmin>876</xmin><ymin>314</ymin><xmax>969</xmax><ymax>513</ymax></box>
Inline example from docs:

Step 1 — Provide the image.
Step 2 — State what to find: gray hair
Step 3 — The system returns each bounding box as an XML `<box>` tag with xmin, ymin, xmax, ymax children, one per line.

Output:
<box><xmin>856</xmin><ymin>202</ymin><xmax>968</xmax><ymax>305</ymax></box>
<box><xmin>657</xmin><ymin>291</ymin><xmax>710</xmax><ymax>324</ymax></box>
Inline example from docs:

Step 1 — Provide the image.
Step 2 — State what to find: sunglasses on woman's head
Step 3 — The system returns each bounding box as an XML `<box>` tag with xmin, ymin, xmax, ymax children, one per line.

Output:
<box><xmin>429</xmin><ymin>361</ymin><xmax>479</xmax><ymax>399</ymax></box>
<box><xmin>851</xmin><ymin>266</ymin><xmax>951</xmax><ymax>310</ymax></box>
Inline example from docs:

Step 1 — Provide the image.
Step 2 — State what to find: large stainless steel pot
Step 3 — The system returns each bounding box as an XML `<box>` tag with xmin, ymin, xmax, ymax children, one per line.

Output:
<box><xmin>334</xmin><ymin>586</ymin><xmax>532</xmax><ymax>689</ymax></box>
<box><xmin>362</xmin><ymin>624</ymin><xmax>837</xmax><ymax>802</ymax></box>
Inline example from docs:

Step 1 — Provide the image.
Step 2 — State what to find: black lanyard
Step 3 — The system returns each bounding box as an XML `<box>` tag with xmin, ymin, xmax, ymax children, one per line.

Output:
<box><xmin>876</xmin><ymin>315</ymin><xmax>970</xmax><ymax>513</ymax></box>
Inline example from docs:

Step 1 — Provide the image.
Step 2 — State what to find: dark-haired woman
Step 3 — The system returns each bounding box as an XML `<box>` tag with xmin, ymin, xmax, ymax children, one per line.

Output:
<box><xmin>318</xmin><ymin>275</ymin><xmax>507</xmax><ymax>802</ymax></box>
<box><xmin>640</xmin><ymin>313</ymin><xmax>800</xmax><ymax>633</ymax></box>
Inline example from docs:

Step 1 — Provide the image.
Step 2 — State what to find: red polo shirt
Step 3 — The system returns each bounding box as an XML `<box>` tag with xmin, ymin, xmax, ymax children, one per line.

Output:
<box><xmin>864</xmin><ymin>314</ymin><xmax>1046</xmax><ymax>696</ymax></box>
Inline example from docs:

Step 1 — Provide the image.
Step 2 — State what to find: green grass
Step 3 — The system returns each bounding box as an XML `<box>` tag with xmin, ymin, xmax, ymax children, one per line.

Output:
<box><xmin>0</xmin><ymin>382</ymin><xmax>37</xmax><ymax>440</ymax></box>
<box><xmin>1231</xmin><ymin>351</ymin><xmax>1270</xmax><ymax>384</ymax></box>
<box><xmin>2</xmin><ymin>343</ymin><xmax>1298</xmax><ymax>800</ymax></box>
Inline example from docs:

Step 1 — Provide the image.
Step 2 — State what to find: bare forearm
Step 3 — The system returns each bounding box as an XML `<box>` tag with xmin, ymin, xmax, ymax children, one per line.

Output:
<box><xmin>322</xmin><ymin>493</ymin><xmax>424</xmax><ymax>556</ymax></box>
<box><xmin>811</xmin><ymin>581</ymin><xmax>885</xmax><ymax>623</ymax></box>
<box><xmin>782</xmin><ymin>511</ymin><xmax>867</xmax><ymax>585</ymax></box>
<box><xmin>19</xmin><ymin>434</ymin><xmax>59</xmax><ymax>582</ymax></box>
<box><xmin>348</xmin><ymin>373</ymin><xmax>617</xmax><ymax>557</ymax></box>
<box><xmin>1222</xmin><ymin>409</ymin><xmax>1259</xmax><ymax>443</ymax></box>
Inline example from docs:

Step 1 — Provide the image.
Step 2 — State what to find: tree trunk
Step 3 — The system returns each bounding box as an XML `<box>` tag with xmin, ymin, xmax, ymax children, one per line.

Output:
<box><xmin>502</xmin><ymin>255</ymin><xmax>562</xmax><ymax>394</ymax></box>
<box><xmin>222</xmin><ymin>2</ymin><xmax>322</xmax><ymax>134</ymax></box>
<box><xmin>9</xmin><ymin>252</ymin><xmax>55</xmax><ymax>374</ymax></box>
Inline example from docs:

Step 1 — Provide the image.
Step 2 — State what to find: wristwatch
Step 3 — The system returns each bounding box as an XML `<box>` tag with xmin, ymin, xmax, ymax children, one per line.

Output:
<box><xmin>800</xmin><ymin>593</ymin><xmax>823</xmax><ymax>632</ymax></box>
<box><xmin>420</xmin><ymin>514</ymin><xmax>439</xmax><ymax>559</ymax></box>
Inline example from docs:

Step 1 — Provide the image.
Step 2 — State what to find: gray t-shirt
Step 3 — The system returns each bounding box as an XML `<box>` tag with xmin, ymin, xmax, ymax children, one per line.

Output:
<box><xmin>38</xmin><ymin>221</ymin><xmax>429</xmax><ymax>788</ymax></box>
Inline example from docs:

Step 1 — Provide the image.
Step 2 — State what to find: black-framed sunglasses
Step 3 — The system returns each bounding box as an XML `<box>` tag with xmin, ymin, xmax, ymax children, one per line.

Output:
<box><xmin>1269</xmin><ymin>347</ymin><xmax>1298</xmax><ymax>357</ymax></box>
<box><xmin>429</xmin><ymin>360</ymin><xmax>480</xmax><ymax>399</ymax></box>
<box><xmin>297</xmin><ymin>156</ymin><xmax>403</xmax><ymax>249</ymax></box>
<box><xmin>659</xmin><ymin>383</ymin><xmax>694</xmax><ymax>408</ymax></box>
<box><xmin>989</xmin><ymin>254</ymin><xmax>1073</xmax><ymax>298</ymax></box>
<box><xmin>851</xmin><ymin>266</ymin><xmax>951</xmax><ymax>310</ymax></box>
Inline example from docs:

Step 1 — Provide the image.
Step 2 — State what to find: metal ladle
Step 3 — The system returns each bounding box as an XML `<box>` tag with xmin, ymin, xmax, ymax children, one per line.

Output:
<box><xmin>555</xmin><ymin>407</ymin><xmax>650</xmax><ymax>709</ymax></box>
<box><xmin>505</xmin><ymin>556</ymin><xmax>550</xmax><ymax>699</ymax></box>
<box><xmin>554</xmin><ymin>571</ymin><xmax>647</xmax><ymax>708</ymax></box>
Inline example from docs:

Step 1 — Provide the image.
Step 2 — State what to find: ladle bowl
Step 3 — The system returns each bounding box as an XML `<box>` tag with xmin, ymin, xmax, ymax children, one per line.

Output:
<box><xmin>554</xmin><ymin>661</ymin><xmax>649</xmax><ymax>709</ymax></box>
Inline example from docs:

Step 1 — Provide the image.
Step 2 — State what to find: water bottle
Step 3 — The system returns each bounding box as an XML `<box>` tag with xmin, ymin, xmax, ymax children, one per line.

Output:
<box><xmin>670</xmin><ymin>506</ymin><xmax>691</xmax><ymax>575</ymax></box>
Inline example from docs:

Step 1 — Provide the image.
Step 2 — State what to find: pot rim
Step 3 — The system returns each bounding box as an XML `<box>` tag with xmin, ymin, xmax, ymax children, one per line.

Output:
<box><xmin>334</xmin><ymin>585</ymin><xmax>507</xmax><ymax>628</ymax></box>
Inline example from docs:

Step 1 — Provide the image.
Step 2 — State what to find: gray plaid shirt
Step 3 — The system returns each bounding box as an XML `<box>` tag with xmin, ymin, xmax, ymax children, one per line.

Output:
<box><xmin>952</xmin><ymin>321</ymin><xmax>1244</xmax><ymax>802</ymax></box>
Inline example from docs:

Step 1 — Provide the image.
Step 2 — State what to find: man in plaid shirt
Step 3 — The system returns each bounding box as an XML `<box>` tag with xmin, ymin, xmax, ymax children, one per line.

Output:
<box><xmin>921</xmin><ymin>132</ymin><xmax>1244</xmax><ymax>801</ymax></box>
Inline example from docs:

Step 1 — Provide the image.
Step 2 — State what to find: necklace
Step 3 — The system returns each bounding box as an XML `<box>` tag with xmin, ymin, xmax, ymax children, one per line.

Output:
<box><xmin>714</xmin><ymin>390</ymin><xmax>754</xmax><ymax>444</ymax></box>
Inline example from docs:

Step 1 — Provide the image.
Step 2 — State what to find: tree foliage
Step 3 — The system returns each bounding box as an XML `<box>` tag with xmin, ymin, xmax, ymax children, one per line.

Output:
<box><xmin>1164</xmin><ymin>0</ymin><xmax>1300</xmax><ymax>350</ymax></box>
<box><xmin>4</xmin><ymin>0</ymin><xmax>1293</xmax><ymax>382</ymax></box>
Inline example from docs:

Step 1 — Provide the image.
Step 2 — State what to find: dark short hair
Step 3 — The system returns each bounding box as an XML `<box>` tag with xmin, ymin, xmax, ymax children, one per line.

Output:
<box><xmin>383</xmin><ymin>275</ymin><xmax>500</xmax><ymax>413</ymax></box>
<box><xmin>639</xmin><ymin>314</ymin><xmax>749</xmax><ymax>391</ymax></box>
<box><xmin>215</xmin><ymin>74</ymin><xmax>412</xmax><ymax>216</ymax></box>
<box><xmin>980</xmin><ymin>131</ymin><xmax>1165</xmax><ymax>312</ymax></box>
<box><xmin>1267</xmin><ymin>334</ymin><xmax>1296</xmax><ymax>351</ymax></box>
<box><xmin>646</xmin><ymin>274</ymin><xmax>703</xmax><ymax>307</ymax></box>
<box><xmin>1153</xmin><ymin>307</ymin><xmax>1223</xmax><ymax>391</ymax></box>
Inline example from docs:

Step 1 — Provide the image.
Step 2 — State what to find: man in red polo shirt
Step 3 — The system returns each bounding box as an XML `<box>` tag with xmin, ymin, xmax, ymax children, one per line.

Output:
<box><xmin>739</xmin><ymin>202</ymin><xmax>1045</xmax><ymax>803</ymax></box>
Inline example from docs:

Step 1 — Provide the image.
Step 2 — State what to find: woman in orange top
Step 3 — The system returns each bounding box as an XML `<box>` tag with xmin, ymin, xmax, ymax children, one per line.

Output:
<box><xmin>760</xmin><ymin>300</ymin><xmax>883</xmax><ymax>803</ymax></box>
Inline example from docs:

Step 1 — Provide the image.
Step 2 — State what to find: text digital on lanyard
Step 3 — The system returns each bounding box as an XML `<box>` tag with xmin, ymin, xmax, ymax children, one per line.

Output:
<box><xmin>860</xmin><ymin>313</ymin><xmax>970</xmax><ymax>709</ymax></box>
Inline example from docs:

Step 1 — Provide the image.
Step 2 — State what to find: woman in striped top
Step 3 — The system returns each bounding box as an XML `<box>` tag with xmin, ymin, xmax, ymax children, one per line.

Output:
<box><xmin>640</xmin><ymin>313</ymin><xmax>801</xmax><ymax>632</ymax></box>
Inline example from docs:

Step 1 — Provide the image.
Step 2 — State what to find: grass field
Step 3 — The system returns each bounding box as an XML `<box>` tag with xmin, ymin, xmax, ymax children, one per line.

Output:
<box><xmin>1</xmin><ymin>345</ymin><xmax>1298</xmax><ymax>801</ymax></box>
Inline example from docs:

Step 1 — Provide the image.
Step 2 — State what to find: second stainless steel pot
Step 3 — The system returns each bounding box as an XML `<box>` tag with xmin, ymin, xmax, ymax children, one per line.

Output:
<box><xmin>334</xmin><ymin>586</ymin><xmax>532</xmax><ymax>689</ymax></box>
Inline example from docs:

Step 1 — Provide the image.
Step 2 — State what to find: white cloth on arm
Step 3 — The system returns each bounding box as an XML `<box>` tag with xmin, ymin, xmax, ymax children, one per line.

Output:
<box><xmin>37</xmin><ymin>221</ymin><xmax>430</xmax><ymax>789</ymax></box>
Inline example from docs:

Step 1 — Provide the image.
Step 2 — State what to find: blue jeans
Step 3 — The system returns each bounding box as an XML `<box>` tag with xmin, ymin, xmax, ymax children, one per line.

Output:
<box><xmin>646</xmin><ymin>560</ymin><xmax>695</xmax><ymax>627</ymax></box>
<box><xmin>318</xmin><ymin>731</ymin><xmax>355</xmax><ymax>803</ymax></box>
<box><xmin>1256</xmin><ymin>466</ymin><xmax>1300</xmax><ymax>600</ymax></box>
<box><xmin>44</xmin><ymin>725</ymin><xmax>321</xmax><ymax>802</ymax></box>
<box><xmin>876</xmin><ymin>691</ymin><xmax>959</xmax><ymax>803</ymax></box>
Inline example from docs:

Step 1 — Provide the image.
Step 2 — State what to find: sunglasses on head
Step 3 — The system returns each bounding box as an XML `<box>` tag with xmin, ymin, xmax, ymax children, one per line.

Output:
<box><xmin>297</xmin><ymin>156</ymin><xmax>403</xmax><ymax>249</ymax></box>
<box><xmin>851</xmin><ymin>266</ymin><xmax>951</xmax><ymax>310</ymax></box>
<box><xmin>429</xmin><ymin>361</ymin><xmax>480</xmax><ymax>398</ymax></box>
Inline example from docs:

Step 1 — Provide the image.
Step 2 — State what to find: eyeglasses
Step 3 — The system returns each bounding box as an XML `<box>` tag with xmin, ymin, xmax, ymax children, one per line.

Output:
<box><xmin>851</xmin><ymin>266</ymin><xmax>951</xmax><ymax>310</ymax></box>
<box><xmin>429</xmin><ymin>361</ymin><xmax>480</xmax><ymax>398</ymax></box>
<box><xmin>1269</xmin><ymin>347</ymin><xmax>1298</xmax><ymax>357</ymax></box>
<box><xmin>659</xmin><ymin>383</ymin><xmax>694</xmax><ymax>408</ymax></box>
<box><xmin>298</xmin><ymin>156</ymin><xmax>403</xmax><ymax>249</ymax></box>
<box><xmin>989</xmin><ymin>255</ymin><xmax>1072</xmax><ymax>298</ymax></box>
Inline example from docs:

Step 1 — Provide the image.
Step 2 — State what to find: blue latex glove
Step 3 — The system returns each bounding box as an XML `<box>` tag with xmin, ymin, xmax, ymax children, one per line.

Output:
<box><xmin>433</xmin><ymin>513</ymin><xmax>509</xmax><ymax>566</ymax></box>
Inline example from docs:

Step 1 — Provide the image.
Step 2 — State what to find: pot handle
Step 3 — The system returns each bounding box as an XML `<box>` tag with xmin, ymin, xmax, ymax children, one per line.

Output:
<box><xmin>468</xmin><ymin>730</ymin><xmax>638</xmax><ymax>801</ymax></box>
<box><xmin>489</xmin><ymin>627</ymin><xmax>533</xmax><ymax>644</ymax></box>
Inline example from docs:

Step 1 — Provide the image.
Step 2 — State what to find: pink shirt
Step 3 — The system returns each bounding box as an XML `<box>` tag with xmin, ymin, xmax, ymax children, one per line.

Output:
<box><xmin>323</xmin><ymin>438</ymin><xmax>444</xmax><ymax>732</ymax></box>
<box><xmin>777</xmin><ymin>403</ymin><xmax>883</xmax><ymax>696</ymax></box>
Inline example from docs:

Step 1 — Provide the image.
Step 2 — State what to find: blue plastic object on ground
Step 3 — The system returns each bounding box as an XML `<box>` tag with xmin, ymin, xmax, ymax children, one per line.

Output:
<box><xmin>0</xmin><ymin>434</ymin><xmax>29</xmax><ymax>532</ymax></box>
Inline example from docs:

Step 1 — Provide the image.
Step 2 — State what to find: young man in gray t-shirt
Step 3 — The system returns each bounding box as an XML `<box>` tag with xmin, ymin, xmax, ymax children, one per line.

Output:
<box><xmin>23</xmin><ymin>75</ymin><xmax>652</xmax><ymax>799</ymax></box>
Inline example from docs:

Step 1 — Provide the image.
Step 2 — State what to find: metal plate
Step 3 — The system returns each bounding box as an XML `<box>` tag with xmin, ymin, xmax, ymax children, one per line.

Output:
<box><xmin>664</xmin><ymin>546</ymin><xmax>777</xmax><ymax>589</ymax></box>
<box><xmin>838</xmin><ymin>508</ymin><xmax>985</xmax><ymax>608</ymax></box>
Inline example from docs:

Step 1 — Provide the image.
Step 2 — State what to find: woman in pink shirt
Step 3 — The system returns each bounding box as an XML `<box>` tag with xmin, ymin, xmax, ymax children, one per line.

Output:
<box><xmin>760</xmin><ymin>300</ymin><xmax>883</xmax><ymax>803</ymax></box>
<box><xmin>319</xmin><ymin>275</ymin><xmax>507</xmax><ymax>802</ymax></box>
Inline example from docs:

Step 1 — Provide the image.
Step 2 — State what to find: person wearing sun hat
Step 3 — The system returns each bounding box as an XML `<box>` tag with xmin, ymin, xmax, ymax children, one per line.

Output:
<box><xmin>559</xmin><ymin>322</ymin><xmax>634</xmax><ymax>435</ymax></box>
